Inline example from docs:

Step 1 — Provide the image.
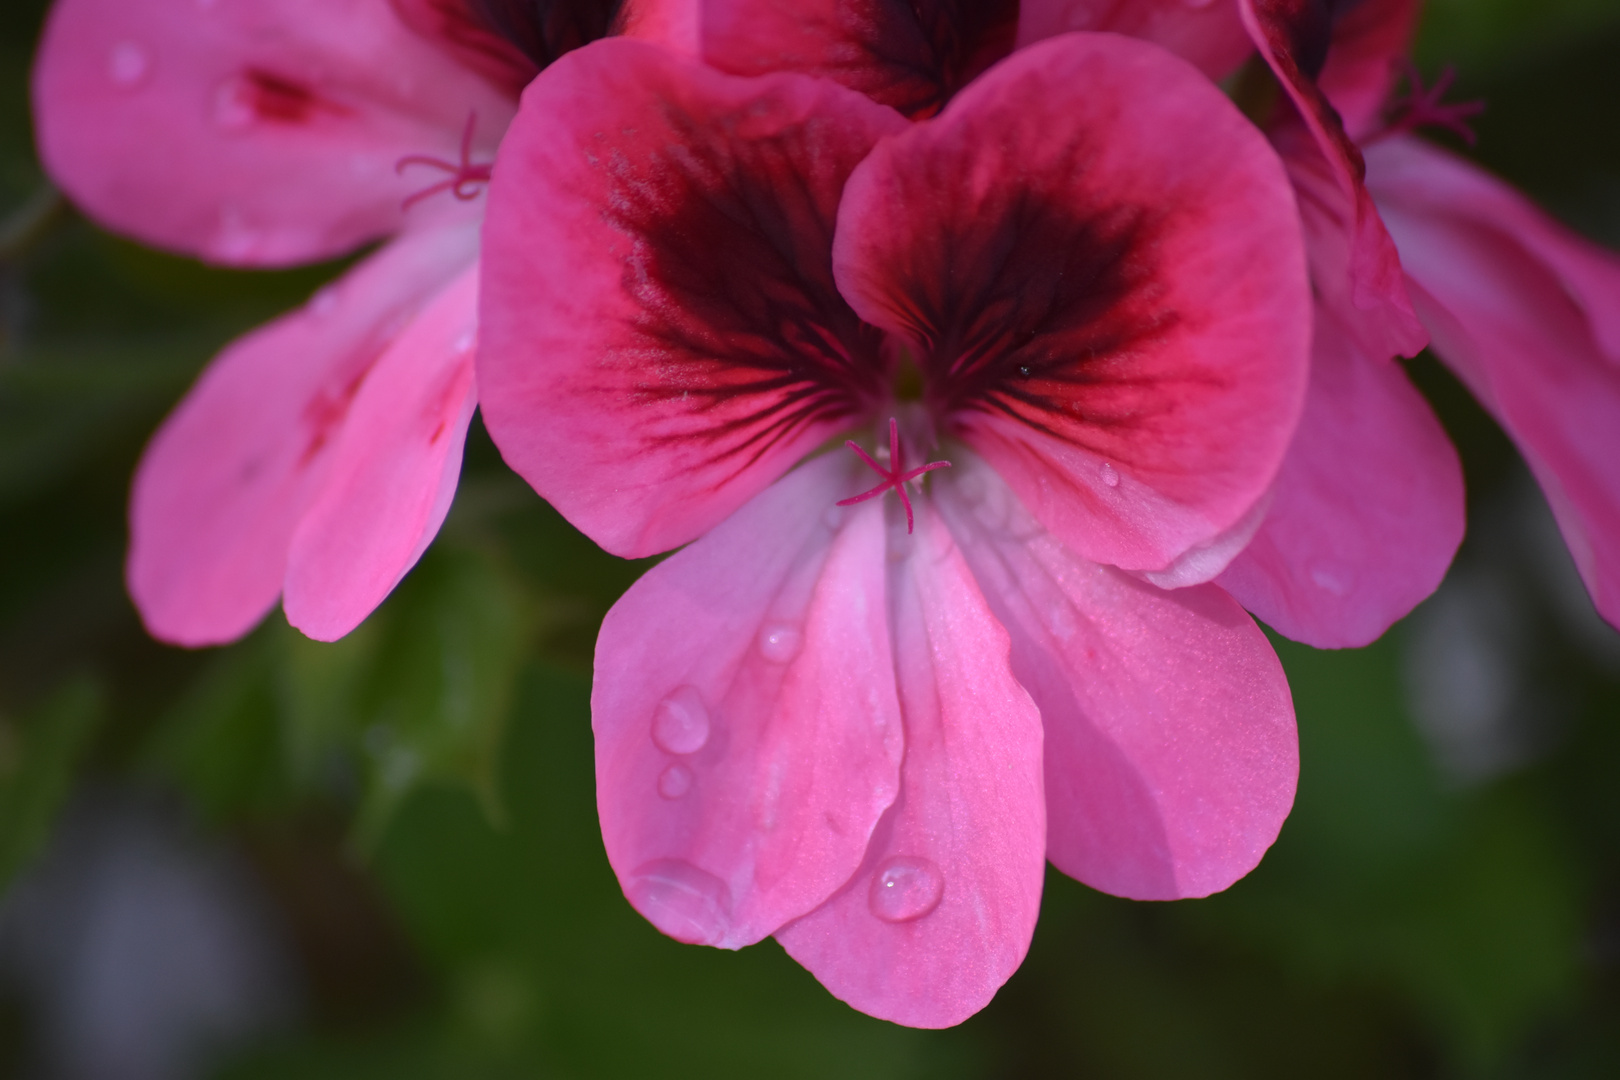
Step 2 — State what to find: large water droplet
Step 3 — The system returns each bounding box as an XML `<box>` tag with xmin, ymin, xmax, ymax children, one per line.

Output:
<box><xmin>657</xmin><ymin>763</ymin><xmax>693</xmax><ymax>800</ymax></box>
<box><xmin>651</xmin><ymin>685</ymin><xmax>710</xmax><ymax>755</ymax></box>
<box><xmin>1100</xmin><ymin>462</ymin><xmax>1120</xmax><ymax>488</ymax></box>
<box><xmin>629</xmin><ymin>859</ymin><xmax>731</xmax><ymax>946</ymax></box>
<box><xmin>107</xmin><ymin>42</ymin><xmax>150</xmax><ymax>89</ymax></box>
<box><xmin>212</xmin><ymin>76</ymin><xmax>258</xmax><ymax>131</ymax></box>
<box><xmin>868</xmin><ymin>856</ymin><xmax>944</xmax><ymax>923</ymax></box>
<box><xmin>757</xmin><ymin>624</ymin><xmax>802</xmax><ymax>664</ymax></box>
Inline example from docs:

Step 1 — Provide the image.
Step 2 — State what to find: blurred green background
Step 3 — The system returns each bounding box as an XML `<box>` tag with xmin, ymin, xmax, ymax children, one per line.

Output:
<box><xmin>2</xmin><ymin>1</ymin><xmax>1618</xmax><ymax>1076</ymax></box>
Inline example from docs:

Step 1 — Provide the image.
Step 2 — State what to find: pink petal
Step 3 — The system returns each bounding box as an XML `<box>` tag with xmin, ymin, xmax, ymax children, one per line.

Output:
<box><xmin>282</xmin><ymin>266</ymin><xmax>479</xmax><ymax>642</ymax></box>
<box><xmin>1314</xmin><ymin>0</ymin><xmax>1420</xmax><ymax>141</ymax></box>
<box><xmin>1217</xmin><ymin>298</ymin><xmax>1464</xmax><ymax>648</ymax></box>
<box><xmin>477</xmin><ymin>39</ymin><xmax>907</xmax><ymax>558</ymax></box>
<box><xmin>935</xmin><ymin>456</ymin><xmax>1296</xmax><ymax>902</ymax></box>
<box><xmin>701</xmin><ymin>0</ymin><xmax>1017</xmax><ymax>119</ymax></box>
<box><xmin>33</xmin><ymin>0</ymin><xmax>512</xmax><ymax>266</ymax></box>
<box><xmin>776</xmin><ymin>498</ymin><xmax>1045</xmax><ymax>1029</ymax></box>
<box><xmin>1015</xmin><ymin>0</ymin><xmax>1253</xmax><ymax>80</ymax></box>
<box><xmin>128</xmin><ymin>224</ymin><xmax>479</xmax><ymax>647</ymax></box>
<box><xmin>832</xmin><ymin>33</ymin><xmax>1310</xmax><ymax>579</ymax></box>
<box><xmin>1369</xmin><ymin>138</ymin><xmax>1620</xmax><ymax>627</ymax></box>
<box><xmin>1239</xmin><ymin>0</ymin><xmax>1427</xmax><ymax>361</ymax></box>
<box><xmin>594</xmin><ymin>455</ymin><xmax>904</xmax><ymax>950</ymax></box>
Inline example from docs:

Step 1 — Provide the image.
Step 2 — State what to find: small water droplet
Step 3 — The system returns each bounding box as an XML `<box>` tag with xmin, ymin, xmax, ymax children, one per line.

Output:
<box><xmin>213</xmin><ymin>75</ymin><xmax>258</xmax><ymax>131</ymax></box>
<box><xmin>651</xmin><ymin>686</ymin><xmax>710</xmax><ymax>755</ymax></box>
<box><xmin>107</xmin><ymin>42</ymin><xmax>150</xmax><ymax>89</ymax></box>
<box><xmin>823</xmin><ymin>505</ymin><xmax>843</xmax><ymax>530</ymax></box>
<box><xmin>757</xmin><ymin>624</ymin><xmax>802</xmax><ymax>664</ymax></box>
<box><xmin>452</xmin><ymin>330</ymin><xmax>475</xmax><ymax>354</ymax></box>
<box><xmin>1017</xmin><ymin>365</ymin><xmax>1032</xmax><ymax>379</ymax></box>
<box><xmin>1309</xmin><ymin>562</ymin><xmax>1354</xmax><ymax>597</ymax></box>
<box><xmin>308</xmin><ymin>286</ymin><xmax>338</xmax><ymax>316</ymax></box>
<box><xmin>629</xmin><ymin>859</ymin><xmax>732</xmax><ymax>945</ymax></box>
<box><xmin>657</xmin><ymin>763</ymin><xmax>693</xmax><ymax>800</ymax></box>
<box><xmin>868</xmin><ymin>856</ymin><xmax>944</xmax><ymax>923</ymax></box>
<box><xmin>211</xmin><ymin>207</ymin><xmax>262</xmax><ymax>261</ymax></box>
<box><xmin>1100</xmin><ymin>462</ymin><xmax>1120</xmax><ymax>488</ymax></box>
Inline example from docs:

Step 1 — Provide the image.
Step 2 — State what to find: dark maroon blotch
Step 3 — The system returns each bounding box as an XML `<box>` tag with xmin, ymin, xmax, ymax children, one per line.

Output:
<box><xmin>466</xmin><ymin>0</ymin><xmax>627</xmax><ymax>70</ymax></box>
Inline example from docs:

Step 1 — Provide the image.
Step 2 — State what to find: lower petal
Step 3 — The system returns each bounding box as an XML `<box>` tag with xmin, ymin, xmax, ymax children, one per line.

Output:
<box><xmin>776</xmin><ymin>497</ymin><xmax>1045</xmax><ymax>1029</ymax></box>
<box><xmin>282</xmin><ymin>265</ymin><xmax>480</xmax><ymax>642</ymax></box>
<box><xmin>936</xmin><ymin>456</ymin><xmax>1297</xmax><ymax>901</ymax></box>
<box><xmin>595</xmin><ymin>455</ymin><xmax>904</xmax><ymax>951</ymax></box>
<box><xmin>127</xmin><ymin>225</ymin><xmax>478</xmax><ymax>646</ymax></box>
<box><xmin>1218</xmin><ymin>299</ymin><xmax>1464</xmax><ymax>648</ymax></box>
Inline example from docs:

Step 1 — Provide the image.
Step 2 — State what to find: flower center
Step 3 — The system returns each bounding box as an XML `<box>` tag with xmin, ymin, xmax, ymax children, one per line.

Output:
<box><xmin>396</xmin><ymin>112</ymin><xmax>495</xmax><ymax>210</ymax></box>
<box><xmin>837</xmin><ymin>417</ymin><xmax>951</xmax><ymax>534</ymax></box>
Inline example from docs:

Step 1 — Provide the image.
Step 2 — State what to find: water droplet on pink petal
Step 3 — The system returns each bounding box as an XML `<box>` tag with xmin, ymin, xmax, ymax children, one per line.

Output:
<box><xmin>651</xmin><ymin>685</ymin><xmax>710</xmax><ymax>755</ymax></box>
<box><xmin>868</xmin><ymin>856</ymin><xmax>944</xmax><ymax>923</ymax></box>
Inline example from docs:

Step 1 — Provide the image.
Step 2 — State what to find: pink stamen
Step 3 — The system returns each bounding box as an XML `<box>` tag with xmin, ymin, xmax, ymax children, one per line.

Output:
<box><xmin>837</xmin><ymin>418</ymin><xmax>951</xmax><ymax>534</ymax></box>
<box><xmin>396</xmin><ymin>112</ymin><xmax>494</xmax><ymax>210</ymax></box>
<box><xmin>1366</xmin><ymin>61</ymin><xmax>1485</xmax><ymax>146</ymax></box>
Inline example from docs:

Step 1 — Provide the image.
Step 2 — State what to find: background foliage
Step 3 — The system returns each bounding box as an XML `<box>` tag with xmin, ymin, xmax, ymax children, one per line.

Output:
<box><xmin>2</xmin><ymin>1</ymin><xmax>1618</xmax><ymax>1076</ymax></box>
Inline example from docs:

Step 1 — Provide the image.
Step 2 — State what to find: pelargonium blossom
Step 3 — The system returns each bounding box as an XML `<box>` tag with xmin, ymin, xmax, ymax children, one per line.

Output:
<box><xmin>32</xmin><ymin>0</ymin><xmax>690</xmax><ymax>645</ymax></box>
<box><xmin>477</xmin><ymin>33</ymin><xmax>1310</xmax><ymax>1025</ymax></box>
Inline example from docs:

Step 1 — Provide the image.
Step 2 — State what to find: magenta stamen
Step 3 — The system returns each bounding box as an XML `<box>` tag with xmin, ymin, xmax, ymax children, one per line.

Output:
<box><xmin>837</xmin><ymin>418</ymin><xmax>951</xmax><ymax>533</ymax></box>
<box><xmin>1366</xmin><ymin>61</ymin><xmax>1485</xmax><ymax>146</ymax></box>
<box><xmin>397</xmin><ymin>112</ymin><xmax>495</xmax><ymax>210</ymax></box>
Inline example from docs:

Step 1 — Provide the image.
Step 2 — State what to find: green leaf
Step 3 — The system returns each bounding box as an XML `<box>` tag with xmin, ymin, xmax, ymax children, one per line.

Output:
<box><xmin>0</xmin><ymin>677</ymin><xmax>101</xmax><ymax>885</ymax></box>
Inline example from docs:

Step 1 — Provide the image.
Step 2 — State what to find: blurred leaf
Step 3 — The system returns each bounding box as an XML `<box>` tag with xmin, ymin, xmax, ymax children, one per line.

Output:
<box><xmin>0</xmin><ymin>677</ymin><xmax>100</xmax><ymax>884</ymax></box>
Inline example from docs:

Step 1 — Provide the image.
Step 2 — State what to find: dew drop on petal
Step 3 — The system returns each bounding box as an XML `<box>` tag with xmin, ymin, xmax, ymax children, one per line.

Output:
<box><xmin>823</xmin><ymin>505</ymin><xmax>843</xmax><ymax>530</ymax></box>
<box><xmin>107</xmin><ymin>42</ymin><xmax>150</xmax><ymax>89</ymax></box>
<box><xmin>757</xmin><ymin>624</ymin><xmax>802</xmax><ymax>664</ymax></box>
<box><xmin>452</xmin><ymin>330</ymin><xmax>475</xmax><ymax>354</ymax></box>
<box><xmin>308</xmin><ymin>286</ymin><xmax>338</xmax><ymax>317</ymax></box>
<box><xmin>1100</xmin><ymin>462</ymin><xmax>1120</xmax><ymax>488</ymax></box>
<box><xmin>651</xmin><ymin>685</ymin><xmax>709</xmax><ymax>755</ymax></box>
<box><xmin>629</xmin><ymin>859</ymin><xmax>732</xmax><ymax>946</ymax></box>
<box><xmin>868</xmin><ymin>856</ymin><xmax>944</xmax><ymax>923</ymax></box>
<box><xmin>657</xmin><ymin>763</ymin><xmax>693</xmax><ymax>800</ymax></box>
<box><xmin>1309</xmin><ymin>561</ymin><xmax>1355</xmax><ymax>597</ymax></box>
<box><xmin>211</xmin><ymin>207</ymin><xmax>262</xmax><ymax>261</ymax></box>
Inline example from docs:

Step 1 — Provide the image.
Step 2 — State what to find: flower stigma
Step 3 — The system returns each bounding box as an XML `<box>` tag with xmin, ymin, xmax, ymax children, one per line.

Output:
<box><xmin>396</xmin><ymin>111</ymin><xmax>494</xmax><ymax>210</ymax></box>
<box><xmin>837</xmin><ymin>417</ymin><xmax>951</xmax><ymax>534</ymax></box>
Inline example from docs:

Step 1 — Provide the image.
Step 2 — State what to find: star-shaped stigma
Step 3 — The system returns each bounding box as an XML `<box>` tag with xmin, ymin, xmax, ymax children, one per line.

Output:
<box><xmin>1368</xmin><ymin>61</ymin><xmax>1485</xmax><ymax>146</ymax></box>
<box><xmin>396</xmin><ymin>112</ymin><xmax>495</xmax><ymax>210</ymax></box>
<box><xmin>837</xmin><ymin>418</ymin><xmax>951</xmax><ymax>534</ymax></box>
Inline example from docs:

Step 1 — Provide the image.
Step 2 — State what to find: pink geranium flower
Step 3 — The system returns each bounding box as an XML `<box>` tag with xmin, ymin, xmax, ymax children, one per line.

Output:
<box><xmin>476</xmin><ymin>33</ymin><xmax>1310</xmax><ymax>1025</ymax></box>
<box><xmin>32</xmin><ymin>0</ymin><xmax>691</xmax><ymax>645</ymax></box>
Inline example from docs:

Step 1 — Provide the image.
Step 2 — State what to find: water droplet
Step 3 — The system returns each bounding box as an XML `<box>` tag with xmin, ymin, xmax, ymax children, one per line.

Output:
<box><xmin>757</xmin><ymin>623</ymin><xmax>801</xmax><ymax>664</ymax></box>
<box><xmin>822</xmin><ymin>505</ymin><xmax>843</xmax><ymax>530</ymax></box>
<box><xmin>308</xmin><ymin>286</ymin><xmax>338</xmax><ymax>317</ymax></box>
<box><xmin>452</xmin><ymin>330</ymin><xmax>475</xmax><ymax>354</ymax></box>
<box><xmin>107</xmin><ymin>42</ymin><xmax>150</xmax><ymax>89</ymax></box>
<box><xmin>868</xmin><ymin>856</ymin><xmax>944</xmax><ymax>923</ymax></box>
<box><xmin>213</xmin><ymin>75</ymin><xmax>258</xmax><ymax>131</ymax></box>
<box><xmin>657</xmin><ymin>763</ymin><xmax>693</xmax><ymax>800</ymax></box>
<box><xmin>651</xmin><ymin>685</ymin><xmax>710</xmax><ymax>755</ymax></box>
<box><xmin>211</xmin><ymin>207</ymin><xmax>262</xmax><ymax>261</ymax></box>
<box><xmin>629</xmin><ymin>859</ymin><xmax>731</xmax><ymax>945</ymax></box>
<box><xmin>1100</xmin><ymin>462</ymin><xmax>1120</xmax><ymax>488</ymax></box>
<box><xmin>1309</xmin><ymin>562</ymin><xmax>1354</xmax><ymax>597</ymax></box>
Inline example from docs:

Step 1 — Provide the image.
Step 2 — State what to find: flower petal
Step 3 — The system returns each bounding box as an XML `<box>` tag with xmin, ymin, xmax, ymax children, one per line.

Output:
<box><xmin>1015</xmin><ymin>0</ymin><xmax>1252</xmax><ymax>79</ymax></box>
<box><xmin>700</xmin><ymin>0</ymin><xmax>1017</xmax><ymax>119</ymax></box>
<box><xmin>478</xmin><ymin>39</ymin><xmax>907</xmax><ymax>558</ymax></box>
<box><xmin>1369</xmin><ymin>138</ymin><xmax>1620</xmax><ymax>627</ymax></box>
<box><xmin>1239</xmin><ymin>0</ymin><xmax>1426</xmax><ymax>361</ymax></box>
<box><xmin>776</xmin><ymin>497</ymin><xmax>1045</xmax><ymax>1029</ymax></box>
<box><xmin>128</xmin><ymin>224</ymin><xmax>479</xmax><ymax>647</ymax></box>
<box><xmin>832</xmin><ymin>33</ymin><xmax>1310</xmax><ymax>578</ymax></box>
<box><xmin>282</xmin><ymin>265</ymin><xmax>479</xmax><ymax>642</ymax></box>
<box><xmin>33</xmin><ymin>0</ymin><xmax>512</xmax><ymax>266</ymax></box>
<box><xmin>934</xmin><ymin>456</ymin><xmax>1297</xmax><ymax>900</ymax></box>
<box><xmin>1314</xmin><ymin>0</ymin><xmax>1420</xmax><ymax>141</ymax></box>
<box><xmin>594</xmin><ymin>454</ymin><xmax>904</xmax><ymax>950</ymax></box>
<box><xmin>1217</xmin><ymin>298</ymin><xmax>1464</xmax><ymax>648</ymax></box>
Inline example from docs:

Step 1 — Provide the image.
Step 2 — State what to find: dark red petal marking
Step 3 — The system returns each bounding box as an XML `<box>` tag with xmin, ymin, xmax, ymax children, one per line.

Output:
<box><xmin>833</xmin><ymin>34</ymin><xmax>1312</xmax><ymax>573</ymax></box>
<box><xmin>390</xmin><ymin>0</ymin><xmax>626</xmax><ymax>96</ymax></box>
<box><xmin>225</xmin><ymin>69</ymin><xmax>350</xmax><ymax>126</ymax></box>
<box><xmin>703</xmin><ymin>0</ymin><xmax>1018</xmax><ymax>119</ymax></box>
<box><xmin>477</xmin><ymin>39</ymin><xmax>908</xmax><ymax>558</ymax></box>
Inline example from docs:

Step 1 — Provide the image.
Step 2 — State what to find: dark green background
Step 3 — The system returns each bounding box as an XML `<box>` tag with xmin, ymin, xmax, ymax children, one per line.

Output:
<box><xmin>2</xmin><ymin>1</ymin><xmax>1618</xmax><ymax>1075</ymax></box>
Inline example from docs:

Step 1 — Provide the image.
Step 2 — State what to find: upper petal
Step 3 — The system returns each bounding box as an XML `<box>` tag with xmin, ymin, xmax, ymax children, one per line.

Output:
<box><xmin>1314</xmin><ymin>0</ymin><xmax>1420</xmax><ymax>141</ymax></box>
<box><xmin>477</xmin><ymin>38</ymin><xmax>908</xmax><ymax>558</ymax></box>
<box><xmin>594</xmin><ymin>454</ymin><xmax>903</xmax><ymax>951</ymax></box>
<box><xmin>1015</xmin><ymin>0</ymin><xmax>1252</xmax><ymax>80</ymax></box>
<box><xmin>1369</xmin><ymin>138</ymin><xmax>1620</xmax><ymax>628</ymax></box>
<box><xmin>935</xmin><ymin>455</ymin><xmax>1296</xmax><ymax>901</ymax></box>
<box><xmin>33</xmin><ymin>0</ymin><xmax>513</xmax><ymax>266</ymax></box>
<box><xmin>700</xmin><ymin>0</ymin><xmax>1018</xmax><ymax>119</ymax></box>
<box><xmin>1217</xmin><ymin>297</ymin><xmax>1465</xmax><ymax>648</ymax></box>
<box><xmin>776</xmin><ymin>496</ymin><xmax>1045</xmax><ymax>1029</ymax></box>
<box><xmin>128</xmin><ymin>224</ymin><xmax>479</xmax><ymax>646</ymax></box>
<box><xmin>1238</xmin><ymin>0</ymin><xmax>1426</xmax><ymax>360</ymax></box>
<box><xmin>833</xmin><ymin>33</ymin><xmax>1311</xmax><ymax>578</ymax></box>
<box><xmin>282</xmin><ymin>265</ymin><xmax>480</xmax><ymax>642</ymax></box>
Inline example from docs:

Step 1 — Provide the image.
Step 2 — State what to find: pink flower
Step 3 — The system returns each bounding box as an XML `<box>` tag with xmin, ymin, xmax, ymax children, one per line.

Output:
<box><xmin>476</xmin><ymin>33</ymin><xmax>1309</xmax><ymax>1025</ymax></box>
<box><xmin>32</xmin><ymin>0</ymin><xmax>693</xmax><ymax>645</ymax></box>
